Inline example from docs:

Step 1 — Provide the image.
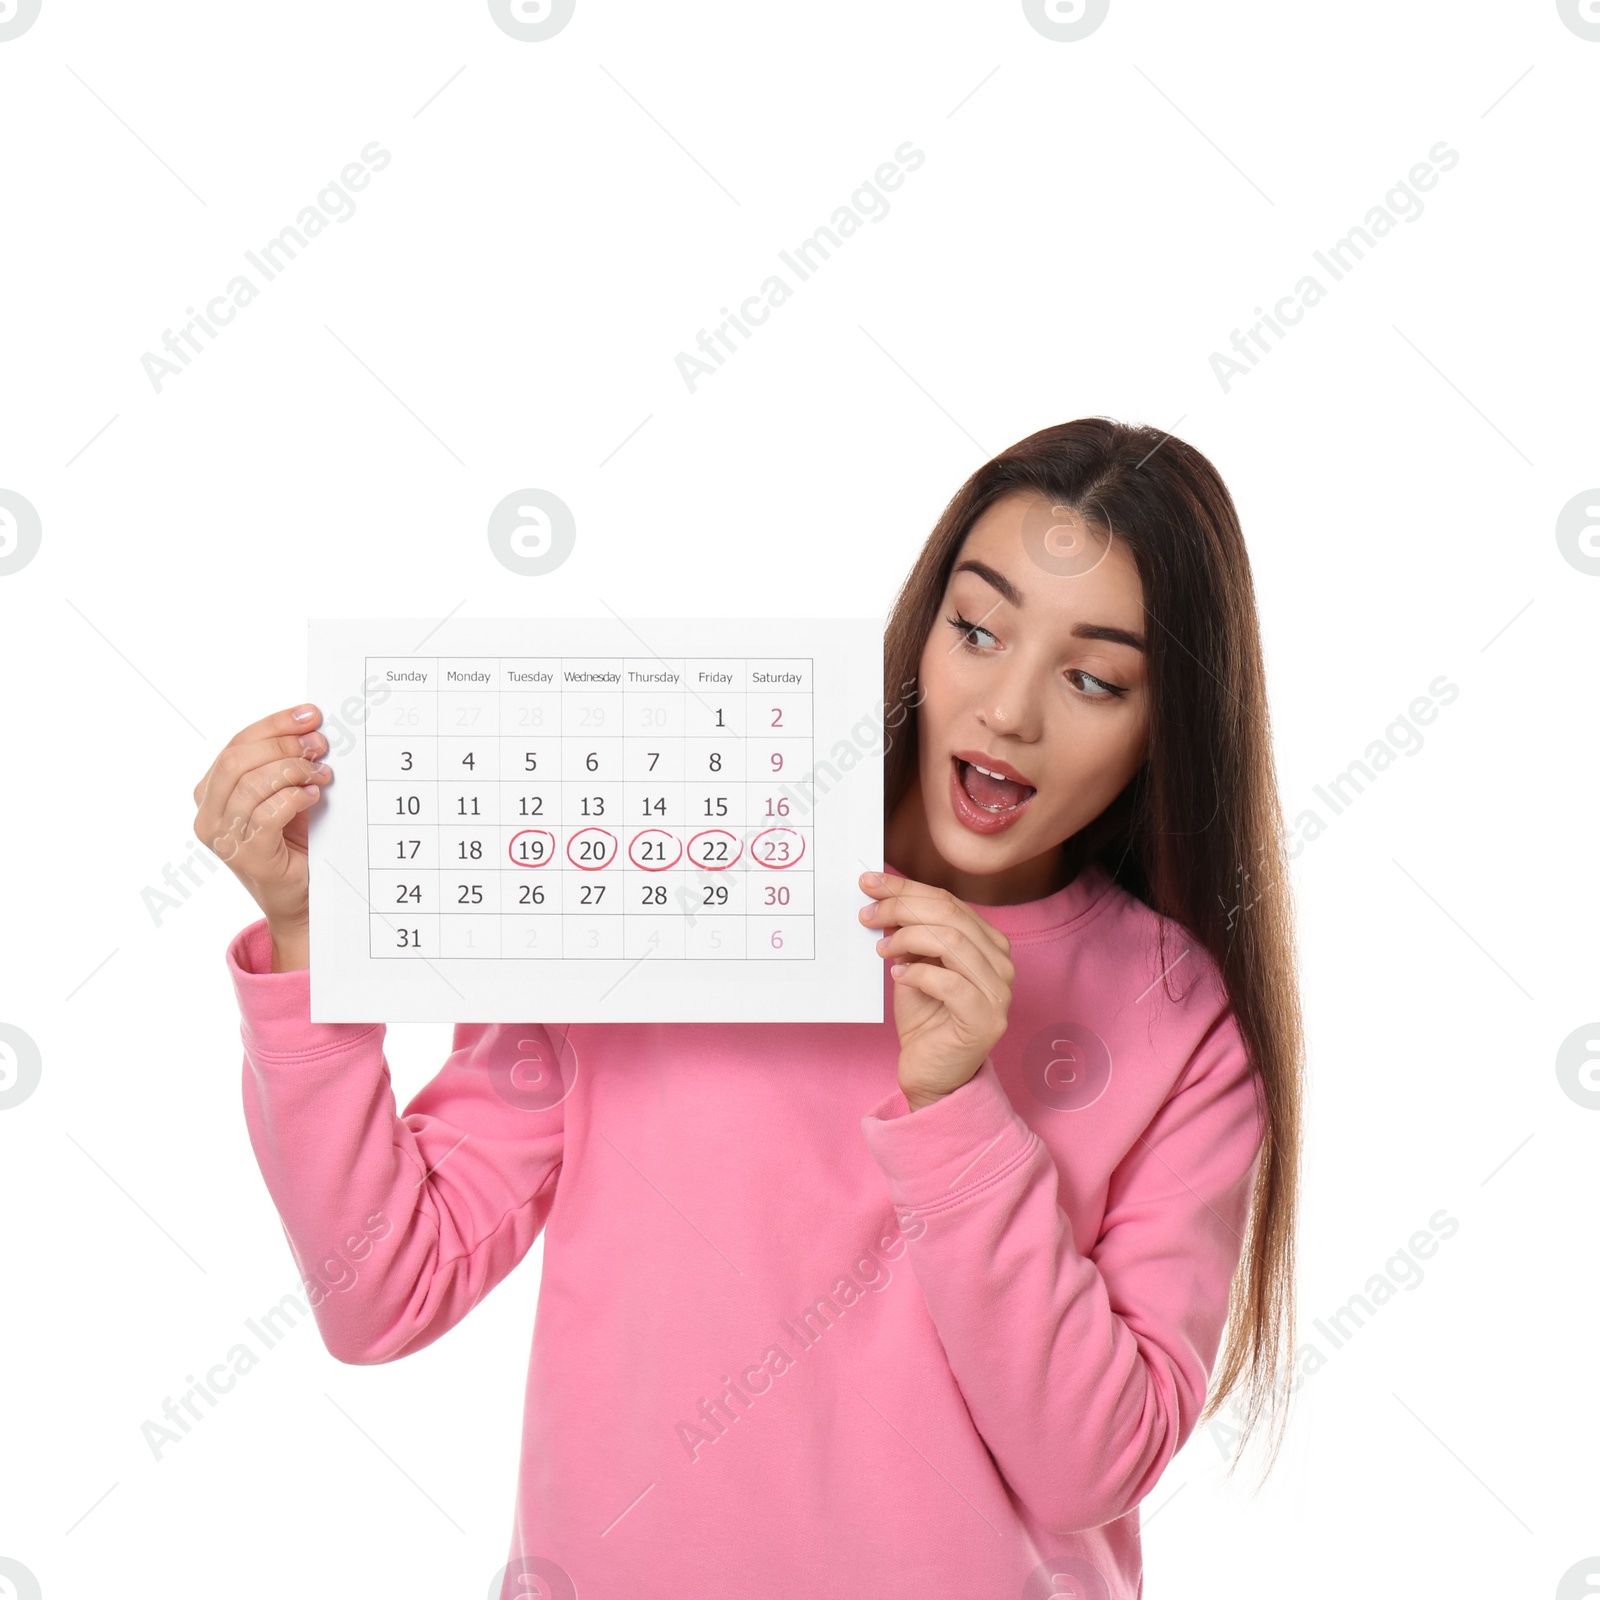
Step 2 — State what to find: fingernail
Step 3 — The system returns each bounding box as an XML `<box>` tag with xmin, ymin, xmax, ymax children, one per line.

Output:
<box><xmin>861</xmin><ymin>871</ymin><xmax>883</xmax><ymax>887</ymax></box>
<box><xmin>858</xmin><ymin>905</ymin><xmax>874</xmax><ymax>922</ymax></box>
<box><xmin>291</xmin><ymin>705</ymin><xmax>316</xmax><ymax>724</ymax></box>
<box><xmin>890</xmin><ymin>963</ymin><xmax>907</xmax><ymax>978</ymax></box>
<box><xmin>299</xmin><ymin>733</ymin><xmax>322</xmax><ymax>753</ymax></box>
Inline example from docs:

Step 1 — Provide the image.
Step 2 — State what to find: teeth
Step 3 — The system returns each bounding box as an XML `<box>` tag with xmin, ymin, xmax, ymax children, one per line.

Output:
<box><xmin>959</xmin><ymin>758</ymin><xmax>1029</xmax><ymax>813</ymax></box>
<box><xmin>967</xmin><ymin>759</ymin><xmax>1029</xmax><ymax>787</ymax></box>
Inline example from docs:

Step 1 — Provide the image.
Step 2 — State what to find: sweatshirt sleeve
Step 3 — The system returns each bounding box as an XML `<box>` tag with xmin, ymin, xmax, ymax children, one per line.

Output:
<box><xmin>858</xmin><ymin>1003</ymin><xmax>1264</xmax><ymax>1536</ymax></box>
<box><xmin>228</xmin><ymin>918</ymin><xmax>566</xmax><ymax>1366</ymax></box>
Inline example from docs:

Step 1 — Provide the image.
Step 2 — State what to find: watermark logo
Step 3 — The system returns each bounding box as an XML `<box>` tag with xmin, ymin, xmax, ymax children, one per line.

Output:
<box><xmin>1555</xmin><ymin>488</ymin><xmax>1600</xmax><ymax>574</ymax></box>
<box><xmin>489</xmin><ymin>1030</ymin><xmax>579</xmax><ymax>1112</ymax></box>
<box><xmin>1555</xmin><ymin>1022</ymin><xmax>1600</xmax><ymax>1110</ymax></box>
<box><xmin>1557</xmin><ymin>1557</ymin><xmax>1600</xmax><ymax>1598</ymax></box>
<box><xmin>0</xmin><ymin>1024</ymin><xmax>42</xmax><ymax>1111</ymax></box>
<box><xmin>488</xmin><ymin>0</ymin><xmax>575</xmax><ymax>42</ymax></box>
<box><xmin>1018</xmin><ymin>1021</ymin><xmax>1112</xmax><ymax>1111</ymax></box>
<box><xmin>488</xmin><ymin>488</ymin><xmax>576</xmax><ymax>576</ymax></box>
<box><xmin>1021</xmin><ymin>0</ymin><xmax>1109</xmax><ymax>42</ymax></box>
<box><xmin>1019</xmin><ymin>498</ymin><xmax>1114</xmax><ymax>579</ymax></box>
<box><xmin>1022</xmin><ymin>1555</ymin><xmax>1110</xmax><ymax>1597</ymax></box>
<box><xmin>0</xmin><ymin>1558</ymin><xmax>42</xmax><ymax>1600</ymax></box>
<box><xmin>0</xmin><ymin>490</ymin><xmax>42</xmax><ymax>575</ymax></box>
<box><xmin>1556</xmin><ymin>0</ymin><xmax>1600</xmax><ymax>41</ymax></box>
<box><xmin>490</xmin><ymin>1555</ymin><xmax>577</xmax><ymax>1598</ymax></box>
<box><xmin>0</xmin><ymin>0</ymin><xmax>41</xmax><ymax>42</ymax></box>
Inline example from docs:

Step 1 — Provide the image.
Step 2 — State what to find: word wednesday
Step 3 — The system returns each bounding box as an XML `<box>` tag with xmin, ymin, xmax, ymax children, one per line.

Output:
<box><xmin>141</xmin><ymin>141</ymin><xmax>392</xmax><ymax>394</ymax></box>
<box><xmin>675</xmin><ymin>140</ymin><xmax>926</xmax><ymax>393</ymax></box>
<box><xmin>1209</xmin><ymin>140</ymin><xmax>1459</xmax><ymax>393</ymax></box>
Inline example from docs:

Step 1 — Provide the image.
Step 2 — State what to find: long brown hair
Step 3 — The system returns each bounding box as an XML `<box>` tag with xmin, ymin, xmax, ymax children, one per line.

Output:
<box><xmin>884</xmin><ymin>416</ymin><xmax>1303</xmax><ymax>1482</ymax></box>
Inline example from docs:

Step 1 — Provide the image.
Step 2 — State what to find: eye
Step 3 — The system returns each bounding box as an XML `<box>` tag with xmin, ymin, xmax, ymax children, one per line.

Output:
<box><xmin>946</xmin><ymin>610</ymin><xmax>1129</xmax><ymax>698</ymax></box>
<box><xmin>946</xmin><ymin>613</ymin><xmax>997</xmax><ymax>650</ymax></box>
<box><xmin>1066</xmin><ymin>668</ymin><xmax>1127</xmax><ymax>700</ymax></box>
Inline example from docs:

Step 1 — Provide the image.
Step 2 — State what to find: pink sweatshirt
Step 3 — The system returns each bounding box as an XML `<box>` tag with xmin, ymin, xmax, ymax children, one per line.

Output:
<box><xmin>228</xmin><ymin>861</ymin><xmax>1265</xmax><ymax>1599</ymax></box>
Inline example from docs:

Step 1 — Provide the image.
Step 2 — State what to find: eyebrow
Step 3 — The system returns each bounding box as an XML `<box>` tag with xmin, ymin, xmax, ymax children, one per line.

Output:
<box><xmin>952</xmin><ymin>558</ymin><xmax>1147</xmax><ymax>653</ymax></box>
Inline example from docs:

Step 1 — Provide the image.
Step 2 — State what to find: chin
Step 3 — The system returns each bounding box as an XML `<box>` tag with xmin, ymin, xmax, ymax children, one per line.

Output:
<box><xmin>928</xmin><ymin>812</ymin><xmax>1047</xmax><ymax>877</ymax></box>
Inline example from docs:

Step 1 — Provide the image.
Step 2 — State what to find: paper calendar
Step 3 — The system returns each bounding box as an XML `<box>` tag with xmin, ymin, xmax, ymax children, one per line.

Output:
<box><xmin>306</xmin><ymin>618</ymin><xmax>885</xmax><ymax>1022</ymax></box>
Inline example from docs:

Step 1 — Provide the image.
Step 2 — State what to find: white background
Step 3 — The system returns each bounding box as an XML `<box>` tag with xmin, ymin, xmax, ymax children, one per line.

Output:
<box><xmin>1</xmin><ymin>2</ymin><xmax>1595</xmax><ymax>1597</ymax></box>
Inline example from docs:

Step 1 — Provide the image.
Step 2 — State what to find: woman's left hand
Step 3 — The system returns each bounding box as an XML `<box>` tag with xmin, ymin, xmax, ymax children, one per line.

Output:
<box><xmin>858</xmin><ymin>871</ymin><xmax>1015</xmax><ymax>1111</ymax></box>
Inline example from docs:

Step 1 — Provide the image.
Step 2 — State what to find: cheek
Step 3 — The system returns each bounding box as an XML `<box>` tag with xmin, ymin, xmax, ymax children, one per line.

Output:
<box><xmin>1075</xmin><ymin>716</ymin><xmax>1152</xmax><ymax>796</ymax></box>
<box><xmin>912</xmin><ymin>648</ymin><xmax>951</xmax><ymax>732</ymax></box>
<box><xmin>1037</xmin><ymin>711</ymin><xmax>1145</xmax><ymax>801</ymax></box>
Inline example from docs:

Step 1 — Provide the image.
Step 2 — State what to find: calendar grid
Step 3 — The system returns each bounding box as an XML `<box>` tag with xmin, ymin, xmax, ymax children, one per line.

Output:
<box><xmin>362</xmin><ymin>655</ymin><xmax>815</xmax><ymax>961</ymax></box>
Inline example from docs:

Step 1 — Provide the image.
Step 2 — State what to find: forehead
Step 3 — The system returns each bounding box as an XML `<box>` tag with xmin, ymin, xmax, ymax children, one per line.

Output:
<box><xmin>955</xmin><ymin>492</ymin><xmax>1144</xmax><ymax>616</ymax></box>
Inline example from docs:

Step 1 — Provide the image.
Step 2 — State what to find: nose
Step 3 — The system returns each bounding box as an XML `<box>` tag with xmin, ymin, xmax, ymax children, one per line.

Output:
<box><xmin>977</xmin><ymin>657</ymin><xmax>1045</xmax><ymax>743</ymax></box>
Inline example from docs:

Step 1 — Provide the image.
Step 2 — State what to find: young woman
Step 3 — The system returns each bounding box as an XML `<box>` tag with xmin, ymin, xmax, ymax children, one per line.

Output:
<box><xmin>195</xmin><ymin>417</ymin><xmax>1302</xmax><ymax>1599</ymax></box>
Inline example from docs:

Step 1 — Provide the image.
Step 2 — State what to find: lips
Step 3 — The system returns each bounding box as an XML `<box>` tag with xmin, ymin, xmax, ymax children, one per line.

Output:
<box><xmin>948</xmin><ymin>753</ymin><xmax>1037</xmax><ymax>835</ymax></box>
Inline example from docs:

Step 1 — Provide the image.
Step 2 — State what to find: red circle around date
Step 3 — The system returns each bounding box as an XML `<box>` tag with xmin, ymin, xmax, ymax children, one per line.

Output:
<box><xmin>566</xmin><ymin>827</ymin><xmax>618</xmax><ymax>871</ymax></box>
<box><xmin>687</xmin><ymin>827</ymin><xmax>742</xmax><ymax>872</ymax></box>
<box><xmin>627</xmin><ymin>828</ymin><xmax>683</xmax><ymax>871</ymax></box>
<box><xmin>749</xmin><ymin>827</ymin><xmax>805</xmax><ymax>868</ymax></box>
<box><xmin>507</xmin><ymin>828</ymin><xmax>556</xmax><ymax>869</ymax></box>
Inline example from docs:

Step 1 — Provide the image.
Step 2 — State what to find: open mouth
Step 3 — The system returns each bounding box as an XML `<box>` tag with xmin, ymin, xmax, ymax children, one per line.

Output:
<box><xmin>948</xmin><ymin>754</ymin><xmax>1037</xmax><ymax>835</ymax></box>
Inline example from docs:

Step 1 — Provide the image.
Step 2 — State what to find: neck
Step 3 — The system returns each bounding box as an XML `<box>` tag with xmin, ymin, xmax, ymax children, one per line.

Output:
<box><xmin>885</xmin><ymin>773</ymin><xmax>1082</xmax><ymax>906</ymax></box>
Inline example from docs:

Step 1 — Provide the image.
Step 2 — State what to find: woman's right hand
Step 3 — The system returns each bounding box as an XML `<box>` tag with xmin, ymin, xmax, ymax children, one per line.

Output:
<box><xmin>192</xmin><ymin>703</ymin><xmax>333</xmax><ymax>970</ymax></box>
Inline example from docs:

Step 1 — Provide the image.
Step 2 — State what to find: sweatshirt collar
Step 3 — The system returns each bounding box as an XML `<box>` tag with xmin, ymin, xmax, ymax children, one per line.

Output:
<box><xmin>881</xmin><ymin>858</ymin><xmax>1115</xmax><ymax>938</ymax></box>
